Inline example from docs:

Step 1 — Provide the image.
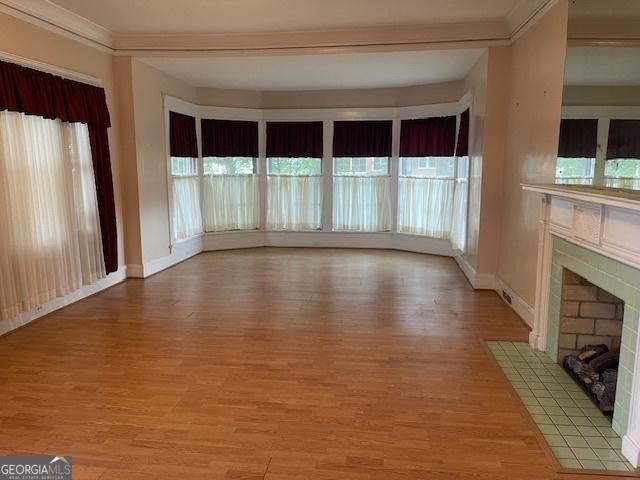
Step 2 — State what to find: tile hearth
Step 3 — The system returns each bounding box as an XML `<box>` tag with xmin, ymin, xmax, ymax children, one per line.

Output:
<box><xmin>487</xmin><ymin>341</ymin><xmax>635</xmax><ymax>472</ymax></box>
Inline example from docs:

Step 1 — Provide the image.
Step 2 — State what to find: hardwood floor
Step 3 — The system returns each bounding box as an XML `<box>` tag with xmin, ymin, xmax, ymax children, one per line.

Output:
<box><xmin>0</xmin><ymin>248</ymin><xmax>627</xmax><ymax>479</ymax></box>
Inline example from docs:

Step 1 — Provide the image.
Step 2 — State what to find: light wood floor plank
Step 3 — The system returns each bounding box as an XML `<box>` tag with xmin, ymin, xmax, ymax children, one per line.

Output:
<box><xmin>0</xmin><ymin>248</ymin><xmax>627</xmax><ymax>479</ymax></box>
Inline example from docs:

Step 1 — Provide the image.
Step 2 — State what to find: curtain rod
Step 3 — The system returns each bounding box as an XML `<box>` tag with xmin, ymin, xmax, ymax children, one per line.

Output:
<box><xmin>0</xmin><ymin>50</ymin><xmax>102</xmax><ymax>87</ymax></box>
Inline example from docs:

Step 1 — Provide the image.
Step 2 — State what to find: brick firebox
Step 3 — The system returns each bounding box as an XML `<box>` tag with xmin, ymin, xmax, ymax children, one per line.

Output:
<box><xmin>558</xmin><ymin>268</ymin><xmax>625</xmax><ymax>361</ymax></box>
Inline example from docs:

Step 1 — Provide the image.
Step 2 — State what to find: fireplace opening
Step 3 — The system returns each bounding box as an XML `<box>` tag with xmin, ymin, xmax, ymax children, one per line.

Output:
<box><xmin>558</xmin><ymin>268</ymin><xmax>624</xmax><ymax>418</ymax></box>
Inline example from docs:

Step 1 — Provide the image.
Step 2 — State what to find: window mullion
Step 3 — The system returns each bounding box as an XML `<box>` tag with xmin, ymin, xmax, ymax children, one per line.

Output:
<box><xmin>323</xmin><ymin>120</ymin><xmax>333</xmax><ymax>232</ymax></box>
<box><xmin>594</xmin><ymin>118</ymin><xmax>609</xmax><ymax>186</ymax></box>
<box><xmin>390</xmin><ymin>119</ymin><xmax>401</xmax><ymax>233</ymax></box>
<box><xmin>259</xmin><ymin>120</ymin><xmax>268</xmax><ymax>231</ymax></box>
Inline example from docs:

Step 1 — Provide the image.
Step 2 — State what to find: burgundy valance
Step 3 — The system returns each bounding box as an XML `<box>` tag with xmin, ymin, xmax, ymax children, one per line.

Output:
<box><xmin>333</xmin><ymin>120</ymin><xmax>392</xmax><ymax>157</ymax></box>
<box><xmin>169</xmin><ymin>111</ymin><xmax>198</xmax><ymax>158</ymax></box>
<box><xmin>0</xmin><ymin>60</ymin><xmax>110</xmax><ymax>127</ymax></box>
<box><xmin>607</xmin><ymin>119</ymin><xmax>640</xmax><ymax>159</ymax></box>
<box><xmin>400</xmin><ymin>116</ymin><xmax>457</xmax><ymax>157</ymax></box>
<box><xmin>455</xmin><ymin>109</ymin><xmax>470</xmax><ymax>157</ymax></box>
<box><xmin>267</xmin><ymin>121</ymin><xmax>323</xmax><ymax>158</ymax></box>
<box><xmin>201</xmin><ymin>119</ymin><xmax>258</xmax><ymax>157</ymax></box>
<box><xmin>0</xmin><ymin>59</ymin><xmax>116</xmax><ymax>273</ymax></box>
<box><xmin>558</xmin><ymin>119</ymin><xmax>598</xmax><ymax>158</ymax></box>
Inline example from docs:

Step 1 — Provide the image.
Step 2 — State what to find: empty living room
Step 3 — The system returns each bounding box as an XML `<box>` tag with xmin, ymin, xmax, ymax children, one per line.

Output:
<box><xmin>1</xmin><ymin>0</ymin><xmax>640</xmax><ymax>478</ymax></box>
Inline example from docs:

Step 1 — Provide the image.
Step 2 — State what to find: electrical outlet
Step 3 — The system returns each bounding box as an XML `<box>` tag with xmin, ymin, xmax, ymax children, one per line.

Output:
<box><xmin>502</xmin><ymin>291</ymin><xmax>512</xmax><ymax>304</ymax></box>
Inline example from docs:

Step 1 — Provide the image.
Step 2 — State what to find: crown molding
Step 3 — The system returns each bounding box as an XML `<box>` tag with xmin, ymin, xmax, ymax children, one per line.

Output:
<box><xmin>0</xmin><ymin>0</ymin><xmax>560</xmax><ymax>55</ymax></box>
<box><xmin>506</xmin><ymin>0</ymin><xmax>558</xmax><ymax>41</ymax></box>
<box><xmin>0</xmin><ymin>0</ymin><xmax>114</xmax><ymax>51</ymax></box>
<box><xmin>113</xmin><ymin>21</ymin><xmax>511</xmax><ymax>55</ymax></box>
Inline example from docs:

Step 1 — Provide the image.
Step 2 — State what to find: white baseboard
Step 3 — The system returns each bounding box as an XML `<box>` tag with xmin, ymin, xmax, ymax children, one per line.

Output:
<box><xmin>623</xmin><ymin>433</ymin><xmax>640</xmax><ymax>467</ymax></box>
<box><xmin>202</xmin><ymin>230</ymin><xmax>457</xmax><ymax>256</ymax></box>
<box><xmin>202</xmin><ymin>231</ymin><xmax>265</xmax><ymax>251</ymax></box>
<box><xmin>0</xmin><ymin>266</ymin><xmax>127</xmax><ymax>337</ymax></box>
<box><xmin>494</xmin><ymin>276</ymin><xmax>535</xmax><ymax>327</ymax></box>
<box><xmin>454</xmin><ymin>255</ymin><xmax>496</xmax><ymax>289</ymax></box>
<box><xmin>127</xmin><ymin>235</ymin><xmax>204</xmax><ymax>278</ymax></box>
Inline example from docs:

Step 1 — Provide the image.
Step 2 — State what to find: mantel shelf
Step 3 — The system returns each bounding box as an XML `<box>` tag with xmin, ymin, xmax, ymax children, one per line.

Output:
<box><xmin>523</xmin><ymin>183</ymin><xmax>640</xmax><ymax>213</ymax></box>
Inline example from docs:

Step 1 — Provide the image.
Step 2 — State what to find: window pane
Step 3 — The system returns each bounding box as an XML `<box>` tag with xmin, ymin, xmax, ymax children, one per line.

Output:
<box><xmin>333</xmin><ymin>176</ymin><xmax>391</xmax><ymax>231</ymax></box>
<box><xmin>605</xmin><ymin>159</ymin><xmax>640</xmax><ymax>190</ymax></box>
<box><xmin>203</xmin><ymin>156</ymin><xmax>255</xmax><ymax>175</ymax></box>
<box><xmin>397</xmin><ymin>177</ymin><xmax>455</xmax><ymax>238</ymax></box>
<box><xmin>267</xmin><ymin>176</ymin><xmax>322</xmax><ymax>230</ymax></box>
<box><xmin>172</xmin><ymin>177</ymin><xmax>202</xmax><ymax>239</ymax></box>
<box><xmin>203</xmin><ymin>176</ymin><xmax>260</xmax><ymax>232</ymax></box>
<box><xmin>334</xmin><ymin>157</ymin><xmax>389</xmax><ymax>176</ymax></box>
<box><xmin>268</xmin><ymin>157</ymin><xmax>321</xmax><ymax>175</ymax></box>
<box><xmin>171</xmin><ymin>157</ymin><xmax>198</xmax><ymax>176</ymax></box>
<box><xmin>555</xmin><ymin>157</ymin><xmax>595</xmax><ymax>185</ymax></box>
<box><xmin>400</xmin><ymin>157</ymin><xmax>455</xmax><ymax>178</ymax></box>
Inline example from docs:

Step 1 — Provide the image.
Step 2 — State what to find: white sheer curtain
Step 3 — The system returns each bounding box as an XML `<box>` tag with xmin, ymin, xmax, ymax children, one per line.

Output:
<box><xmin>333</xmin><ymin>176</ymin><xmax>391</xmax><ymax>231</ymax></box>
<box><xmin>0</xmin><ymin>111</ymin><xmax>105</xmax><ymax>321</ymax></box>
<box><xmin>397</xmin><ymin>177</ymin><xmax>455</xmax><ymax>238</ymax></box>
<box><xmin>203</xmin><ymin>175</ymin><xmax>260</xmax><ymax>231</ymax></box>
<box><xmin>172</xmin><ymin>175</ymin><xmax>202</xmax><ymax>239</ymax></box>
<box><xmin>450</xmin><ymin>156</ymin><xmax>469</xmax><ymax>251</ymax></box>
<box><xmin>267</xmin><ymin>176</ymin><xmax>322</xmax><ymax>230</ymax></box>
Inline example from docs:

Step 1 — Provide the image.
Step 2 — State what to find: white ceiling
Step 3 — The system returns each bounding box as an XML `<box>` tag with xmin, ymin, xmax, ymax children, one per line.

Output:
<box><xmin>48</xmin><ymin>0</ymin><xmax>520</xmax><ymax>35</ymax></box>
<box><xmin>139</xmin><ymin>49</ymin><xmax>485</xmax><ymax>91</ymax></box>
<box><xmin>564</xmin><ymin>47</ymin><xmax>640</xmax><ymax>86</ymax></box>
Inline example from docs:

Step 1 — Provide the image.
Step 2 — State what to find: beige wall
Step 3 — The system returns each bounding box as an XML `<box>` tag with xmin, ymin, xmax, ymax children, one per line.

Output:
<box><xmin>475</xmin><ymin>46</ymin><xmax>511</xmax><ymax>275</ymax></box>
<box><xmin>196</xmin><ymin>87</ymin><xmax>262</xmax><ymax>108</ymax></box>
<box><xmin>113</xmin><ymin>57</ymin><xmax>143</xmax><ymax>265</ymax></box>
<box><xmin>260</xmin><ymin>81</ymin><xmax>465</xmax><ymax>109</ymax></box>
<box><xmin>194</xmin><ymin>81</ymin><xmax>465</xmax><ymax>109</ymax></box>
<box><xmin>463</xmin><ymin>52</ymin><xmax>488</xmax><ymax>272</ymax></box>
<box><xmin>462</xmin><ymin>47</ymin><xmax>511</xmax><ymax>279</ymax></box>
<box><xmin>0</xmin><ymin>11</ymin><xmax>128</xmax><ymax>269</ymax></box>
<box><xmin>497</xmin><ymin>1</ymin><xmax>568</xmax><ymax>307</ymax></box>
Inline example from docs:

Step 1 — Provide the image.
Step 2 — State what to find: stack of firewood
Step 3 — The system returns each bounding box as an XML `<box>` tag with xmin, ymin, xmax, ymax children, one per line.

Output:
<box><xmin>563</xmin><ymin>344</ymin><xmax>619</xmax><ymax>414</ymax></box>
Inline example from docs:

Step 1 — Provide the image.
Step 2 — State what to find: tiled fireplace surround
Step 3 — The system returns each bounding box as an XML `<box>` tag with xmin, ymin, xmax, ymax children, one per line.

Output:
<box><xmin>546</xmin><ymin>236</ymin><xmax>639</xmax><ymax>436</ymax></box>
<box><xmin>525</xmin><ymin>184</ymin><xmax>640</xmax><ymax>465</ymax></box>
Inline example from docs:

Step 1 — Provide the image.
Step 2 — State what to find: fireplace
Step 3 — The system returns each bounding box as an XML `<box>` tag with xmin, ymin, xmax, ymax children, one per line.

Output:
<box><xmin>524</xmin><ymin>184</ymin><xmax>640</xmax><ymax>466</ymax></box>
<box><xmin>558</xmin><ymin>268</ymin><xmax>624</xmax><ymax>416</ymax></box>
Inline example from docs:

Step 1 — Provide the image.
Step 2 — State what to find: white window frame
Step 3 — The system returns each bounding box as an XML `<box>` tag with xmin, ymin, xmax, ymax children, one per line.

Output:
<box><xmin>164</xmin><ymin>95</ymin><xmax>472</xmax><ymax>256</ymax></box>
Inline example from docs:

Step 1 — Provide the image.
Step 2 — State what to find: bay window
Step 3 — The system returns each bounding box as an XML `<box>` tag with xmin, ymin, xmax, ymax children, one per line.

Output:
<box><xmin>332</xmin><ymin>120</ymin><xmax>392</xmax><ymax>232</ymax></box>
<box><xmin>266</xmin><ymin>122</ymin><xmax>323</xmax><ymax>230</ymax></box>
<box><xmin>201</xmin><ymin>119</ymin><xmax>260</xmax><ymax>231</ymax></box>
<box><xmin>165</xmin><ymin>105</ymin><xmax>473</xmax><ymax>249</ymax></box>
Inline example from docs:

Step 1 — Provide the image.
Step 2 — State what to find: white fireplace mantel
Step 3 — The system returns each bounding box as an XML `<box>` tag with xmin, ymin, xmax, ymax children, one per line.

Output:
<box><xmin>523</xmin><ymin>183</ymin><xmax>640</xmax><ymax>466</ymax></box>
<box><xmin>524</xmin><ymin>184</ymin><xmax>640</xmax><ymax>352</ymax></box>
